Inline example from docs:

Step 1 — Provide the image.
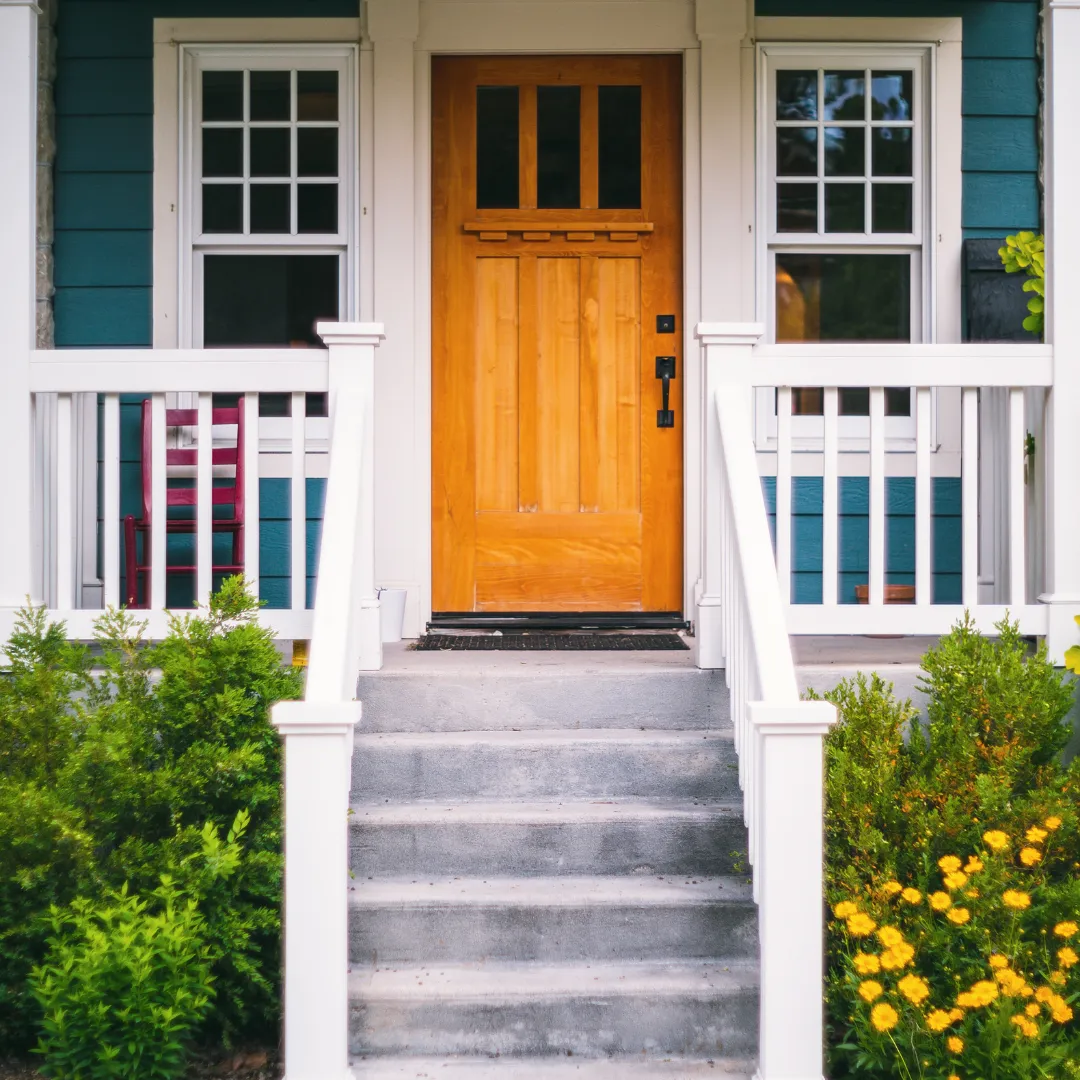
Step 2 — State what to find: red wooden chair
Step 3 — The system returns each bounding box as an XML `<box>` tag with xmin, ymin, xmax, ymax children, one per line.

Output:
<box><xmin>124</xmin><ymin>398</ymin><xmax>246</xmax><ymax>608</ymax></box>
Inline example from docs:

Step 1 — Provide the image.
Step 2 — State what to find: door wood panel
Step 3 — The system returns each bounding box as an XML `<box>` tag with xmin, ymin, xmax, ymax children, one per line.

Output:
<box><xmin>433</xmin><ymin>55</ymin><xmax>682</xmax><ymax>613</ymax></box>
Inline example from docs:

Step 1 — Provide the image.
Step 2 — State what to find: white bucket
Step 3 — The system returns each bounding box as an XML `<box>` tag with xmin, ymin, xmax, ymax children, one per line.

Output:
<box><xmin>378</xmin><ymin>587</ymin><xmax>408</xmax><ymax>643</ymax></box>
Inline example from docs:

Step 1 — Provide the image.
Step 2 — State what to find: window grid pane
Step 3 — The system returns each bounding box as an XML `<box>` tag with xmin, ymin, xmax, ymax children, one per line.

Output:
<box><xmin>200</xmin><ymin>68</ymin><xmax>342</xmax><ymax>238</ymax></box>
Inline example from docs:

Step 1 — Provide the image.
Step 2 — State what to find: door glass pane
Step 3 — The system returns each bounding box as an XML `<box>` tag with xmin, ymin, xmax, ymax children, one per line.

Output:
<box><xmin>537</xmin><ymin>85</ymin><xmax>581</xmax><ymax>209</ymax></box>
<box><xmin>777</xmin><ymin>71</ymin><xmax>817</xmax><ymax>120</ymax></box>
<box><xmin>598</xmin><ymin>85</ymin><xmax>641</xmax><ymax>209</ymax></box>
<box><xmin>298</xmin><ymin>71</ymin><xmax>338</xmax><ymax>121</ymax></box>
<box><xmin>203</xmin><ymin>71</ymin><xmax>243</xmax><ymax>121</ymax></box>
<box><xmin>203</xmin><ymin>255</ymin><xmax>339</xmax><ymax>346</ymax></box>
<box><xmin>476</xmin><ymin>87</ymin><xmax>519</xmax><ymax>209</ymax></box>
<box><xmin>823</xmin><ymin>72</ymin><xmax>865</xmax><ymax>120</ymax></box>
<box><xmin>775</xmin><ymin>253</ymin><xmax>911</xmax><ymax>342</ymax></box>
<box><xmin>250</xmin><ymin>71</ymin><xmax>290</xmax><ymax>121</ymax></box>
<box><xmin>872</xmin><ymin>71</ymin><xmax>913</xmax><ymax>121</ymax></box>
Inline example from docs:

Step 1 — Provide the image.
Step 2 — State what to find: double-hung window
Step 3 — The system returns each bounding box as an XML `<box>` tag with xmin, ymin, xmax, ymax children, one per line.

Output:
<box><xmin>181</xmin><ymin>45</ymin><xmax>357</xmax><ymax>349</ymax></box>
<box><xmin>758</xmin><ymin>44</ymin><xmax>931</xmax><ymax>436</ymax></box>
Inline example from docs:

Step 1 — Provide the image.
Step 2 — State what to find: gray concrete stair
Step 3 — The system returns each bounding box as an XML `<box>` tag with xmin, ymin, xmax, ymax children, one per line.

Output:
<box><xmin>349</xmin><ymin>658</ymin><xmax>756</xmax><ymax>1074</ymax></box>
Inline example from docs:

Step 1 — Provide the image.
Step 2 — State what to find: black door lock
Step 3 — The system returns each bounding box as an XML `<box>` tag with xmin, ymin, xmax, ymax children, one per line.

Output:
<box><xmin>656</xmin><ymin>356</ymin><xmax>676</xmax><ymax>428</ymax></box>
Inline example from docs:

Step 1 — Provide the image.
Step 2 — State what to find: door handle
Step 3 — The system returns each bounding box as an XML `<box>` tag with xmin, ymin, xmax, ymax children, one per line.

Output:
<box><xmin>655</xmin><ymin>356</ymin><xmax>675</xmax><ymax>428</ymax></box>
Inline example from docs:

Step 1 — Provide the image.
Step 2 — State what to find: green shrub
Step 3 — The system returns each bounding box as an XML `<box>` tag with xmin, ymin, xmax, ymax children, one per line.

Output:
<box><xmin>819</xmin><ymin>616</ymin><xmax>1080</xmax><ymax>1078</ymax></box>
<box><xmin>0</xmin><ymin>579</ymin><xmax>302</xmax><ymax>1052</ymax></box>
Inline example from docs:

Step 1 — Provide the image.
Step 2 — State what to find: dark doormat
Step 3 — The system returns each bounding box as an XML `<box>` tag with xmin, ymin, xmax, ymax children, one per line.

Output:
<box><xmin>412</xmin><ymin>632</ymin><xmax>690</xmax><ymax>651</ymax></box>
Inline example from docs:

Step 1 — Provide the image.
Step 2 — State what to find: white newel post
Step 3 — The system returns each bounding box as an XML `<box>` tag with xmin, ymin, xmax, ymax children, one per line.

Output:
<box><xmin>1040</xmin><ymin>0</ymin><xmax>1080</xmax><ymax>662</ymax></box>
<box><xmin>272</xmin><ymin>701</ymin><xmax>360</xmax><ymax>1080</ymax></box>
<box><xmin>696</xmin><ymin>324</ymin><xmax>764</xmax><ymax>668</ymax></box>
<box><xmin>0</xmin><ymin>0</ymin><xmax>38</xmax><ymax>608</ymax></box>
<box><xmin>750</xmin><ymin>700</ymin><xmax>836</xmax><ymax>1080</ymax></box>
<box><xmin>316</xmin><ymin>323</ymin><xmax>385</xmax><ymax>676</ymax></box>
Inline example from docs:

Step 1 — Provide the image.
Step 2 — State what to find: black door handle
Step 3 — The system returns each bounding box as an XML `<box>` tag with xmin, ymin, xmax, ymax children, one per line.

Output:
<box><xmin>656</xmin><ymin>356</ymin><xmax>675</xmax><ymax>428</ymax></box>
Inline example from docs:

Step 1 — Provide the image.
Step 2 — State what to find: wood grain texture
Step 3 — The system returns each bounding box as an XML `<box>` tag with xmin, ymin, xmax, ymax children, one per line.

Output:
<box><xmin>432</xmin><ymin>55</ymin><xmax>682</xmax><ymax>612</ymax></box>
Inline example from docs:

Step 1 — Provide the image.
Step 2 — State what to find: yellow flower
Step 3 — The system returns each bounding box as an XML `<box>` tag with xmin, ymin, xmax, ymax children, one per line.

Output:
<box><xmin>946</xmin><ymin>1035</ymin><xmax>964</xmax><ymax>1054</ymax></box>
<box><xmin>1058</xmin><ymin>947</ymin><xmax>1078</xmax><ymax>969</ymax></box>
<box><xmin>965</xmin><ymin>888</ymin><xmax>980</xmax><ymax>899</ymax></box>
<box><xmin>1049</xmin><ymin>970</ymin><xmax>1067</xmax><ymax>987</ymax></box>
<box><xmin>989</xmin><ymin>954</ymin><xmax>1010</xmax><ymax>970</ymax></box>
<box><xmin>1044</xmin><ymin>816</ymin><xmax>1062</xmax><ymax>831</ymax></box>
<box><xmin>871</xmin><ymin>1002</ymin><xmax>899</xmax><ymax>1032</ymax></box>
<box><xmin>1002</xmin><ymin>890</ymin><xmax>1031</xmax><ymax>910</ymax></box>
<box><xmin>959</xmin><ymin>980</ymin><xmax>999</xmax><ymax>1008</ymax></box>
<box><xmin>1025</xmin><ymin>826</ymin><xmax>1048</xmax><ymax>844</ymax></box>
<box><xmin>938</xmin><ymin>855</ymin><xmax>963</xmax><ymax>874</ymax></box>
<box><xmin>995</xmin><ymin>968</ymin><xmax>1028</xmax><ymax>996</ymax></box>
<box><xmin>983</xmin><ymin>830</ymin><xmax>1009</xmax><ymax>852</ymax></box>
<box><xmin>859</xmin><ymin>979</ymin><xmax>884</xmax><ymax>1002</ymax></box>
<box><xmin>1051</xmin><ymin>1001</ymin><xmax>1074</xmax><ymax>1024</ymax></box>
<box><xmin>847</xmin><ymin>912</ymin><xmax>877</xmax><ymax>937</ymax></box>
<box><xmin>880</xmin><ymin>942</ymin><xmax>915</xmax><ymax>970</ymax></box>
<box><xmin>898</xmin><ymin>974</ymin><xmax>931</xmax><ymax>1006</ymax></box>
<box><xmin>964</xmin><ymin>856</ymin><xmax>984</xmax><ymax>874</ymax></box>
<box><xmin>948</xmin><ymin>1008</ymin><xmax>965</xmax><ymax>1022</ymax></box>
<box><xmin>877</xmin><ymin>926</ymin><xmax>905</xmax><ymax>948</ymax></box>
<box><xmin>948</xmin><ymin>1075</ymin><xmax>960</xmax><ymax>1080</ymax></box>
<box><xmin>853</xmin><ymin>952</ymin><xmax>881</xmax><ymax>975</ymax></box>
<box><xmin>946</xmin><ymin>907</ymin><xmax>971</xmax><ymax>925</ymax></box>
<box><xmin>1054</xmin><ymin>921</ymin><xmax>1078</xmax><ymax>938</ymax></box>
<box><xmin>901</xmin><ymin>887</ymin><xmax>922</xmax><ymax>905</ymax></box>
<box><xmin>1036</xmin><ymin>987</ymin><xmax>1055</xmax><ymax>1003</ymax></box>
<box><xmin>880</xmin><ymin>880</ymin><xmax>903</xmax><ymax>897</ymax></box>
<box><xmin>833</xmin><ymin>900</ymin><xmax>859</xmax><ymax>919</ymax></box>
<box><xmin>944</xmin><ymin>870</ymin><xmax>969</xmax><ymax>891</ymax></box>
<box><xmin>1010</xmin><ymin>1014</ymin><xmax>1039</xmax><ymax>1038</ymax></box>
<box><xmin>926</xmin><ymin>1008</ymin><xmax>953</xmax><ymax>1032</ymax></box>
<box><xmin>930</xmin><ymin>891</ymin><xmax>953</xmax><ymax>912</ymax></box>
<box><xmin>1026</xmin><ymin>1002</ymin><xmax>1041</xmax><ymax>1018</ymax></box>
<box><xmin>1019</xmin><ymin>846</ymin><xmax>1042</xmax><ymax>867</ymax></box>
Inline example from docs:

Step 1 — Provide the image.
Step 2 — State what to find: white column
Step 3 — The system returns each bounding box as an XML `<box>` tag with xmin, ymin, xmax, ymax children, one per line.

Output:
<box><xmin>696</xmin><ymin>323</ymin><xmax>764</xmax><ymax>668</ymax></box>
<box><xmin>1040</xmin><ymin>0</ymin><xmax>1080</xmax><ymax>662</ymax></box>
<box><xmin>750</xmin><ymin>700</ymin><xmax>836</xmax><ymax>1080</ymax></box>
<box><xmin>272</xmin><ymin>700</ymin><xmax>361</xmax><ymax>1080</ymax></box>
<box><xmin>0</xmin><ymin>1</ymin><xmax>38</xmax><ymax>607</ymax></box>
<box><xmin>315</xmin><ymin>323</ymin><xmax>385</xmax><ymax>681</ymax></box>
<box><xmin>366</xmin><ymin>0</ymin><xmax>421</xmax><ymax>637</ymax></box>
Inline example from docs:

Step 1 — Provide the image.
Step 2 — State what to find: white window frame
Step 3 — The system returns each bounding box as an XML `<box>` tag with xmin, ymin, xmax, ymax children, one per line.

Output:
<box><xmin>178</xmin><ymin>42</ymin><xmax>359</xmax><ymax>349</ymax></box>
<box><xmin>757</xmin><ymin>42</ymin><xmax>933</xmax><ymax>451</ymax></box>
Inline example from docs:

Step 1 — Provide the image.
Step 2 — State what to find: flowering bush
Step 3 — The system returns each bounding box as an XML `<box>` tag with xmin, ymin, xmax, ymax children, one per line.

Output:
<box><xmin>831</xmin><ymin>822</ymin><xmax>1079</xmax><ymax>1079</ymax></box>
<box><xmin>821</xmin><ymin>617</ymin><xmax>1080</xmax><ymax>1078</ymax></box>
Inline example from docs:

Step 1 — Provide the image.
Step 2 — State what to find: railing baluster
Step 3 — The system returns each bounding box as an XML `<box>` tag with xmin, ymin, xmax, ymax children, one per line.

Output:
<box><xmin>915</xmin><ymin>387</ymin><xmax>932</xmax><ymax>606</ymax></box>
<box><xmin>1008</xmin><ymin>387</ymin><xmax>1026</xmax><ymax>606</ymax></box>
<box><xmin>244</xmin><ymin>392</ymin><xmax>261</xmax><ymax>602</ymax></box>
<box><xmin>151</xmin><ymin>394</ymin><xmax>168</xmax><ymax>610</ymax></box>
<box><xmin>822</xmin><ymin>387</ymin><xmax>838</xmax><ymax>606</ymax></box>
<box><xmin>103</xmin><ymin>394</ymin><xmax>121</xmax><ymax>609</ymax></box>
<box><xmin>869</xmin><ymin>387</ymin><xmax>886</xmax><ymax>607</ymax></box>
<box><xmin>56</xmin><ymin>394</ymin><xmax>74</xmax><ymax>610</ymax></box>
<box><xmin>291</xmin><ymin>391</ymin><xmax>307</xmax><ymax>612</ymax></box>
<box><xmin>962</xmin><ymin>387</ymin><xmax>979</xmax><ymax>608</ymax></box>
<box><xmin>197</xmin><ymin>392</ymin><xmax>213</xmax><ymax>607</ymax></box>
<box><xmin>775</xmin><ymin>387</ymin><xmax>792</xmax><ymax>603</ymax></box>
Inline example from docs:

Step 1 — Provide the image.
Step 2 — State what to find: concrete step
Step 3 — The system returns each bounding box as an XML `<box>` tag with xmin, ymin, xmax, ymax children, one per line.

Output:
<box><xmin>348</xmin><ymin>959</ymin><xmax>759</xmax><ymax>1059</ymax></box>
<box><xmin>351</xmin><ymin>730</ymin><xmax>740</xmax><ymax>802</ymax></box>
<box><xmin>350</xmin><ymin>1055</ymin><xmax>755</xmax><ymax>1078</ymax></box>
<box><xmin>355</xmin><ymin>665</ymin><xmax>729</xmax><ymax>732</ymax></box>
<box><xmin>350</xmin><ymin>799</ymin><xmax>749</xmax><ymax>878</ymax></box>
<box><xmin>348</xmin><ymin>876</ymin><xmax>756</xmax><ymax>965</ymax></box>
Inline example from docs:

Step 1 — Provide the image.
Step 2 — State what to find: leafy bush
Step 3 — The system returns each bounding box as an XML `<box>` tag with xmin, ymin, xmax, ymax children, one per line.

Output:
<box><xmin>1000</xmin><ymin>231</ymin><xmax>1045</xmax><ymax>336</ymax></box>
<box><xmin>0</xmin><ymin>579</ymin><xmax>302</xmax><ymax>1052</ymax></box>
<box><xmin>819</xmin><ymin>616</ymin><xmax>1080</xmax><ymax>1078</ymax></box>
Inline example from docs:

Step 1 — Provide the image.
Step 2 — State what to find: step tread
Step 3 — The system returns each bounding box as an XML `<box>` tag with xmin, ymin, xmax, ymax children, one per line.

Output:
<box><xmin>350</xmin><ymin>959</ymin><xmax>759</xmax><ymax>1001</ymax></box>
<box><xmin>354</xmin><ymin>729</ymin><xmax>734</xmax><ymax>748</ymax></box>
<box><xmin>349</xmin><ymin>1056</ymin><xmax>755</xmax><ymax>1077</ymax></box>
<box><xmin>350</xmin><ymin>798</ymin><xmax>745</xmax><ymax>825</ymax></box>
<box><xmin>349</xmin><ymin>876</ymin><xmax>753</xmax><ymax>907</ymax></box>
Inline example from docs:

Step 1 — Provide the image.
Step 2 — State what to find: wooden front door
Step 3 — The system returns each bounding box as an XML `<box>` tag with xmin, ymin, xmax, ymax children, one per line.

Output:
<box><xmin>432</xmin><ymin>56</ymin><xmax>683</xmax><ymax>613</ymax></box>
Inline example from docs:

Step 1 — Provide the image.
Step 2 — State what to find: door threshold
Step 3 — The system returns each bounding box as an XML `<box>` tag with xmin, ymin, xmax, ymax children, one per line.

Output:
<box><xmin>429</xmin><ymin>612</ymin><xmax>690</xmax><ymax>631</ymax></box>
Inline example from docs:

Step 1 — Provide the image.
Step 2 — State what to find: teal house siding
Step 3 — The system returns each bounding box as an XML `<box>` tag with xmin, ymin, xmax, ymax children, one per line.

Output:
<box><xmin>762</xmin><ymin>477</ymin><xmax>963</xmax><ymax>605</ymax></box>
<box><xmin>755</xmin><ymin>0</ymin><xmax>1042</xmax><ymax>239</ymax></box>
<box><xmin>58</xmin><ymin>0</ymin><xmax>350</xmax><ymax>604</ymax></box>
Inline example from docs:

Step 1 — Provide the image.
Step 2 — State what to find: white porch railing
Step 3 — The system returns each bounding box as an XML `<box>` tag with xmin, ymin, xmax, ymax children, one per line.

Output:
<box><xmin>24</xmin><ymin>347</ymin><xmax>332</xmax><ymax>641</ymax></box>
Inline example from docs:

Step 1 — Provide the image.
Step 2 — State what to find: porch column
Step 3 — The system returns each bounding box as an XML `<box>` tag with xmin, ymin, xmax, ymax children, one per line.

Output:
<box><xmin>697</xmin><ymin>324</ymin><xmax>764</xmax><ymax>669</ymax></box>
<box><xmin>1040</xmin><ymin>0</ymin><xmax>1080</xmax><ymax>662</ymax></box>
<box><xmin>0</xmin><ymin>0</ymin><xmax>38</xmax><ymax>608</ymax></box>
